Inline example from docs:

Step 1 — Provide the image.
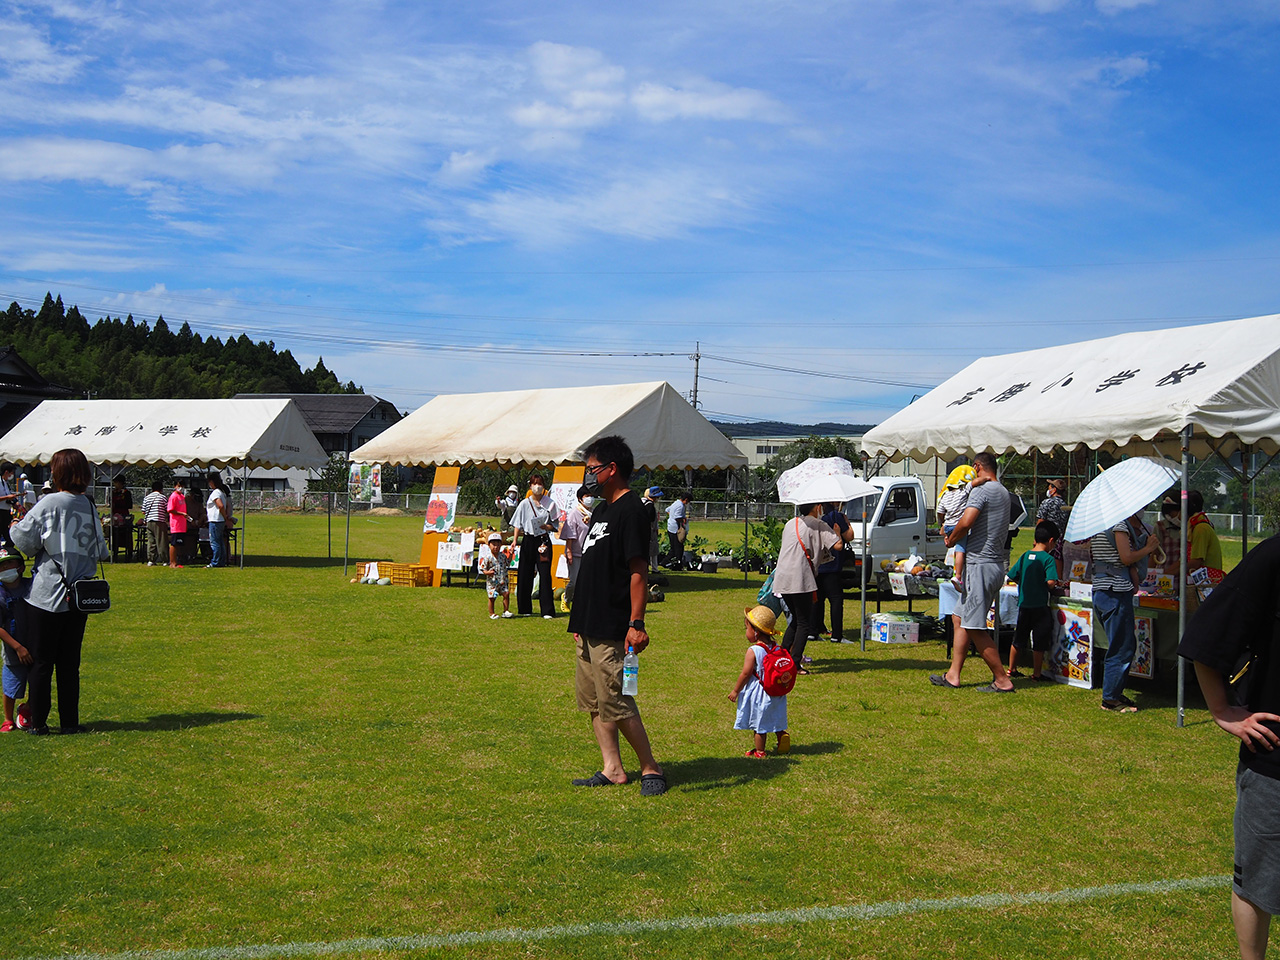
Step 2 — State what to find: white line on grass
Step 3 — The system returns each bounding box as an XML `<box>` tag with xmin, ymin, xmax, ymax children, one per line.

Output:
<box><xmin>20</xmin><ymin>875</ymin><xmax>1227</xmax><ymax>960</ymax></box>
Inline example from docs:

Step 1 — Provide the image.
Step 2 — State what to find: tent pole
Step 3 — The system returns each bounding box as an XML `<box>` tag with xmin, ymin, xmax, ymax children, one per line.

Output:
<box><xmin>240</xmin><ymin>465</ymin><xmax>247</xmax><ymax>570</ymax></box>
<box><xmin>1177</xmin><ymin>424</ymin><xmax>1191</xmax><ymax>728</ymax></box>
<box><xmin>860</xmin><ymin>452</ymin><xmax>869</xmax><ymax>653</ymax></box>
<box><xmin>328</xmin><ymin>491</ymin><xmax>332</xmax><ymax>559</ymax></box>
<box><xmin>1241</xmin><ymin>443</ymin><xmax>1252</xmax><ymax>557</ymax></box>
<box><xmin>343</xmin><ymin>479</ymin><xmax>352</xmax><ymax>577</ymax></box>
<box><xmin>743</xmin><ymin>466</ymin><xmax>749</xmax><ymax>584</ymax></box>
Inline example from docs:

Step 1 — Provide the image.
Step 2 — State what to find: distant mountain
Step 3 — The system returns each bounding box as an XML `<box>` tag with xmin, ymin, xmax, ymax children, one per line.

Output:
<box><xmin>708</xmin><ymin>420</ymin><xmax>875</xmax><ymax>438</ymax></box>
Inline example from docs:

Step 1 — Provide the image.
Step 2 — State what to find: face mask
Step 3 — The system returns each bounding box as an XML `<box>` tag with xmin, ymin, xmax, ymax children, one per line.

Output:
<box><xmin>582</xmin><ymin>471</ymin><xmax>602</xmax><ymax>495</ymax></box>
<box><xmin>530</xmin><ymin>484</ymin><xmax>545</xmax><ymax>497</ymax></box>
<box><xmin>0</xmin><ymin>568</ymin><xmax>20</xmax><ymax>583</ymax></box>
<box><xmin>580</xmin><ymin>496</ymin><xmax>596</xmax><ymax>509</ymax></box>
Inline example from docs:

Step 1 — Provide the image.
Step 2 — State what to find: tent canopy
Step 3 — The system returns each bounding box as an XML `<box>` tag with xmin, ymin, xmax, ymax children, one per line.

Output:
<box><xmin>350</xmin><ymin>381</ymin><xmax>748</xmax><ymax>470</ymax></box>
<box><xmin>0</xmin><ymin>398</ymin><xmax>330</xmax><ymax>470</ymax></box>
<box><xmin>861</xmin><ymin>313</ymin><xmax>1280</xmax><ymax>462</ymax></box>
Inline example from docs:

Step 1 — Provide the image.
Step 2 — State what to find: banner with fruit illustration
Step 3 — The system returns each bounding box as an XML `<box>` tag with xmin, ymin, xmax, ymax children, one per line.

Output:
<box><xmin>423</xmin><ymin>492</ymin><xmax>457</xmax><ymax>533</ymax></box>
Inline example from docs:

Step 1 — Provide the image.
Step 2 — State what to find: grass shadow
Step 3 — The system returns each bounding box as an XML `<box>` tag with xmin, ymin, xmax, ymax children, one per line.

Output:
<box><xmin>240</xmin><ymin>555</ymin><xmax>349</xmax><ymax>569</ymax></box>
<box><xmin>661</xmin><ymin>741</ymin><xmax>843</xmax><ymax>792</ymax></box>
<box><xmin>90</xmin><ymin>711</ymin><xmax>262</xmax><ymax>732</ymax></box>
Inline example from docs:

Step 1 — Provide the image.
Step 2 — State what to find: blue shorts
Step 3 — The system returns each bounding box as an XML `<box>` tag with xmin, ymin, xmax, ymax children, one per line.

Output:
<box><xmin>943</xmin><ymin>524</ymin><xmax>967</xmax><ymax>555</ymax></box>
<box><xmin>2</xmin><ymin>660</ymin><xmax>28</xmax><ymax>699</ymax></box>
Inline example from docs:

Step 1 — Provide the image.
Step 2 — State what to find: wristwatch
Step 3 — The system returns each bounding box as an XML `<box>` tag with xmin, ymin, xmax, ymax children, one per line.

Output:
<box><xmin>628</xmin><ymin>619</ymin><xmax>645</xmax><ymax>631</ymax></box>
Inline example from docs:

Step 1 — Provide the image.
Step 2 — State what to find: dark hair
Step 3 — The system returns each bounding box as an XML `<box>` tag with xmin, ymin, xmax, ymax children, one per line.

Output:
<box><xmin>1188</xmin><ymin>490</ymin><xmax>1205</xmax><ymax>514</ymax></box>
<box><xmin>207</xmin><ymin>472</ymin><xmax>224</xmax><ymax>492</ymax></box>
<box><xmin>577</xmin><ymin>485</ymin><xmax>591</xmax><ymax>501</ymax></box>
<box><xmin>49</xmin><ymin>448</ymin><xmax>92</xmax><ymax>494</ymax></box>
<box><xmin>112</xmin><ymin>475</ymin><xmax>126</xmax><ymax>485</ymax></box>
<box><xmin>151</xmin><ymin>479</ymin><xmax>164</xmax><ymax>492</ymax></box>
<box><xmin>680</xmin><ymin>491</ymin><xmax>691</xmax><ymax>501</ymax></box>
<box><xmin>799</xmin><ymin>502</ymin><xmax>821</xmax><ymax>516</ymax></box>
<box><xmin>528</xmin><ymin>472</ymin><xmax>546</xmax><ymax>487</ymax></box>
<box><xmin>972</xmin><ymin>452</ymin><xmax>998</xmax><ymax>475</ymax></box>
<box><xmin>1034</xmin><ymin>519</ymin><xmax>1059</xmax><ymax>544</ymax></box>
<box><xmin>582</xmin><ymin>435</ymin><xmax>634</xmax><ymax>481</ymax></box>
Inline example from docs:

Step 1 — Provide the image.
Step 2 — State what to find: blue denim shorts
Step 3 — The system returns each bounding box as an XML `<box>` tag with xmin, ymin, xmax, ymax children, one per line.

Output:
<box><xmin>2</xmin><ymin>660</ymin><xmax>28</xmax><ymax>699</ymax></box>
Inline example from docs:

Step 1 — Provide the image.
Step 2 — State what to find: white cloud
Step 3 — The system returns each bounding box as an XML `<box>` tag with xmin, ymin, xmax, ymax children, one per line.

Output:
<box><xmin>0</xmin><ymin>17</ymin><xmax>85</xmax><ymax>83</ymax></box>
<box><xmin>460</xmin><ymin>169</ymin><xmax>751</xmax><ymax>244</ymax></box>
<box><xmin>632</xmin><ymin>79</ymin><xmax>787</xmax><ymax>123</ymax></box>
<box><xmin>1077</xmin><ymin>54</ymin><xmax>1154</xmax><ymax>86</ymax></box>
<box><xmin>1095</xmin><ymin>0</ymin><xmax>1158</xmax><ymax>14</ymax></box>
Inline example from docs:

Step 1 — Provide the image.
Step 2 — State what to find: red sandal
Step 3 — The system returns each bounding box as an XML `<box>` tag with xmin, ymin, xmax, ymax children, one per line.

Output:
<box><xmin>744</xmin><ymin>748</ymin><xmax>768</xmax><ymax>759</ymax></box>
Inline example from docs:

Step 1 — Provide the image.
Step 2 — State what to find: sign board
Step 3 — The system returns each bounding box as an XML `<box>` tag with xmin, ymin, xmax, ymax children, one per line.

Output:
<box><xmin>424</xmin><ymin>492</ymin><xmax>458</xmax><ymax>533</ymax></box>
<box><xmin>888</xmin><ymin>572</ymin><xmax>908</xmax><ymax>597</ymax></box>
<box><xmin>436</xmin><ymin>540</ymin><xmax>464</xmax><ymax>571</ymax></box>
<box><xmin>1047</xmin><ymin>605</ymin><xmax>1092</xmax><ymax>689</ymax></box>
<box><xmin>348</xmin><ymin>463</ymin><xmax>382</xmax><ymax>503</ymax></box>
<box><xmin>459</xmin><ymin>531</ymin><xmax>475</xmax><ymax>568</ymax></box>
<box><xmin>1130</xmin><ymin>615</ymin><xmax>1155</xmax><ymax>679</ymax></box>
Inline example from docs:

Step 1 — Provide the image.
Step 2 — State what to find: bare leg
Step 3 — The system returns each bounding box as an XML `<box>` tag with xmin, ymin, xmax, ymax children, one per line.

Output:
<box><xmin>970</xmin><ymin>628</ymin><xmax>1013</xmax><ymax>690</ymax></box>
<box><xmin>590</xmin><ymin>713</ymin><xmax>628</xmax><ymax>784</ymax></box>
<box><xmin>1232</xmin><ymin>891</ymin><xmax>1270</xmax><ymax>960</ymax></box>
<box><xmin>616</xmin><ymin>714</ymin><xmax>662</xmax><ymax>777</ymax></box>
<box><xmin>1032</xmin><ymin>650</ymin><xmax>1045</xmax><ymax>677</ymax></box>
<box><xmin>3</xmin><ymin>694</ymin><xmax>13</xmax><ymax>724</ymax></box>
<box><xmin>1008</xmin><ymin>644</ymin><xmax>1020</xmax><ymax>675</ymax></box>
<box><xmin>753</xmin><ymin>731</ymin><xmax>766</xmax><ymax>752</ymax></box>
<box><xmin>946</xmin><ymin>613</ymin><xmax>968</xmax><ymax>685</ymax></box>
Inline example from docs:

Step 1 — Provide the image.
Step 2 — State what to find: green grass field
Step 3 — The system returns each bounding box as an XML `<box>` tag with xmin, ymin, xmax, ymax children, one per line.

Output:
<box><xmin>0</xmin><ymin>513</ymin><xmax>1249</xmax><ymax>959</ymax></box>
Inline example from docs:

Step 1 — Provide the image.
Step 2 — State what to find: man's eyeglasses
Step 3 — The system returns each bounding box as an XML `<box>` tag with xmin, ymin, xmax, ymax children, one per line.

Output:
<box><xmin>586</xmin><ymin>462</ymin><xmax>613</xmax><ymax>476</ymax></box>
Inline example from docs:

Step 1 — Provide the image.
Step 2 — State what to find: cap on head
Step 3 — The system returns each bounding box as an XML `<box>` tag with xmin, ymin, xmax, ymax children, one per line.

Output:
<box><xmin>744</xmin><ymin>604</ymin><xmax>781</xmax><ymax>636</ymax></box>
<box><xmin>487</xmin><ymin>532</ymin><xmax>503</xmax><ymax>543</ymax></box>
<box><xmin>647</xmin><ymin>486</ymin><xmax>663</xmax><ymax>498</ymax></box>
<box><xmin>0</xmin><ymin>546</ymin><xmax>25</xmax><ymax>566</ymax></box>
<box><xmin>506</xmin><ymin>484</ymin><xmax>519</xmax><ymax>494</ymax></box>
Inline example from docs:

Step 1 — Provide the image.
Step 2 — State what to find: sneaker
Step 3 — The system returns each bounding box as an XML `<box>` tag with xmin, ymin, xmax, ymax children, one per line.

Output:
<box><xmin>802</xmin><ymin>655</ymin><xmax>813</xmax><ymax>663</ymax></box>
<box><xmin>501</xmin><ymin>611</ymin><xmax>514</xmax><ymax>618</ymax></box>
<box><xmin>0</xmin><ymin>720</ymin><xmax>14</xmax><ymax>733</ymax></box>
<box><xmin>146</xmin><ymin>561</ymin><xmax>156</xmax><ymax>567</ymax></box>
<box><xmin>15</xmin><ymin>703</ymin><xmax>31</xmax><ymax>729</ymax></box>
<box><xmin>830</xmin><ymin>636</ymin><xmax>842</xmax><ymax>644</ymax></box>
<box><xmin>543</xmin><ymin>614</ymin><xmax>554</xmax><ymax>619</ymax></box>
<box><xmin>28</xmin><ymin>725</ymin><xmax>52</xmax><ymax>736</ymax></box>
<box><xmin>950</xmin><ymin>577</ymin><xmax>963</xmax><ymax>591</ymax></box>
<box><xmin>490</xmin><ymin>613</ymin><xmax>500</xmax><ymax>620</ymax></box>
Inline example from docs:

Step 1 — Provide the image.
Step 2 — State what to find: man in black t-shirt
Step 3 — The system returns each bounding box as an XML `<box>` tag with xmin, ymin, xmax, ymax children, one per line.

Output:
<box><xmin>1180</xmin><ymin>535</ymin><xmax>1280</xmax><ymax>960</ymax></box>
<box><xmin>567</xmin><ymin>435</ymin><xmax>666</xmax><ymax>796</ymax></box>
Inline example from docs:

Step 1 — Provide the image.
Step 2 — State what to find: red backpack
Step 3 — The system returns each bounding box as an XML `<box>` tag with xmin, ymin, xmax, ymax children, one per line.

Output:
<box><xmin>755</xmin><ymin>641</ymin><xmax>797</xmax><ymax>697</ymax></box>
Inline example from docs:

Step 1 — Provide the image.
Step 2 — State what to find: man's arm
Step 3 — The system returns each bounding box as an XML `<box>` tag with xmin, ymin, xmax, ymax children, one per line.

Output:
<box><xmin>945</xmin><ymin>505</ymin><xmax>980</xmax><ymax>547</ymax></box>
<box><xmin>1193</xmin><ymin>661</ymin><xmax>1280</xmax><ymax>753</ymax></box>
<box><xmin>626</xmin><ymin>556</ymin><xmax>649</xmax><ymax>653</ymax></box>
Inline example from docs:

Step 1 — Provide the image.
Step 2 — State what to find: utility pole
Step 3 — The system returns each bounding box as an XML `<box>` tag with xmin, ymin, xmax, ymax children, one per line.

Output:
<box><xmin>690</xmin><ymin>341</ymin><xmax>701</xmax><ymax>408</ymax></box>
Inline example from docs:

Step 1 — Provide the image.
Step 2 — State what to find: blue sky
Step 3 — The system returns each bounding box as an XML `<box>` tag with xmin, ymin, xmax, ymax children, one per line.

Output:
<box><xmin>2</xmin><ymin>0</ymin><xmax>1278</xmax><ymax>425</ymax></box>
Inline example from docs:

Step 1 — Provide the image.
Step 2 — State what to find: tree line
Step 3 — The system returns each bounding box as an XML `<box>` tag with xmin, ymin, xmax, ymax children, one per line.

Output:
<box><xmin>3</xmin><ymin>293</ymin><xmax>360</xmax><ymax>399</ymax></box>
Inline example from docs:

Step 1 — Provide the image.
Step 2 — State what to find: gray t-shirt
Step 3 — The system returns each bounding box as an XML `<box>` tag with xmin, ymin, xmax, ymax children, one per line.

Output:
<box><xmin>964</xmin><ymin>481</ymin><xmax>1011</xmax><ymax>563</ymax></box>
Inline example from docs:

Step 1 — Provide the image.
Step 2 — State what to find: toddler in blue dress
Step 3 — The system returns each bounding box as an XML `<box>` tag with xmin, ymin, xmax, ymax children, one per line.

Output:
<box><xmin>729</xmin><ymin>604</ymin><xmax>791</xmax><ymax>758</ymax></box>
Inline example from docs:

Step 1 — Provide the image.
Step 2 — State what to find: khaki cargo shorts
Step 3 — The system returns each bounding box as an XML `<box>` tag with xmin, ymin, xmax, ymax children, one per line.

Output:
<box><xmin>575</xmin><ymin>633</ymin><xmax>638</xmax><ymax>723</ymax></box>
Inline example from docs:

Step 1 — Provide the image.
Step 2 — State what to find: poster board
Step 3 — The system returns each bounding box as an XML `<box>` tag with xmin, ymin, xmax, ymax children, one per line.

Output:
<box><xmin>436</xmin><ymin>540</ymin><xmax>464</xmax><ymax>571</ymax></box>
<box><xmin>1130</xmin><ymin>614</ymin><xmax>1155</xmax><ymax>679</ymax></box>
<box><xmin>888</xmin><ymin>572</ymin><xmax>908</xmax><ymax>597</ymax></box>
<box><xmin>549</xmin><ymin>465</ymin><xmax>584</xmax><ymax>589</ymax></box>
<box><xmin>1047</xmin><ymin>604</ymin><xmax>1093</xmax><ymax>689</ymax></box>
<box><xmin>348</xmin><ymin>463</ymin><xmax>382</xmax><ymax>503</ymax></box>
<box><xmin>419</xmin><ymin>466</ymin><xmax>461</xmax><ymax>584</ymax></box>
<box><xmin>459</xmin><ymin>531</ymin><xmax>476</xmax><ymax>569</ymax></box>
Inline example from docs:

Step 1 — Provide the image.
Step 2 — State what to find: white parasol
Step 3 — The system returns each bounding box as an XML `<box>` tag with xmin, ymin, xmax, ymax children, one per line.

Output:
<box><xmin>776</xmin><ymin>457</ymin><xmax>879</xmax><ymax>505</ymax></box>
<box><xmin>1063</xmin><ymin>457</ymin><xmax>1182</xmax><ymax>542</ymax></box>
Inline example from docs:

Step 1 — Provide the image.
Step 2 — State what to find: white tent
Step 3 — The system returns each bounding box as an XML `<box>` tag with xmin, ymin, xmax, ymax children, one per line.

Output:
<box><xmin>860</xmin><ymin>312</ymin><xmax>1280</xmax><ymax>728</ymax></box>
<box><xmin>350</xmin><ymin>381</ymin><xmax>747</xmax><ymax>469</ymax></box>
<box><xmin>0</xmin><ymin>398</ymin><xmax>329</xmax><ymax>469</ymax></box>
<box><xmin>861</xmin><ymin>313</ymin><xmax>1280</xmax><ymax>463</ymax></box>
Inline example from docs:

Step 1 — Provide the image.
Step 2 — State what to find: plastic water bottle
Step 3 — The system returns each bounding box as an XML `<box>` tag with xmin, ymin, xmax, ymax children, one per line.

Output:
<box><xmin>622</xmin><ymin>646</ymin><xmax>639</xmax><ymax>696</ymax></box>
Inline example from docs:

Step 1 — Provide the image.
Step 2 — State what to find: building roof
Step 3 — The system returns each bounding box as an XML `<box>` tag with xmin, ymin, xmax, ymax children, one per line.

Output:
<box><xmin>234</xmin><ymin>393</ymin><xmax>397</xmax><ymax>434</ymax></box>
<box><xmin>0</xmin><ymin>346</ymin><xmax>76</xmax><ymax>400</ymax></box>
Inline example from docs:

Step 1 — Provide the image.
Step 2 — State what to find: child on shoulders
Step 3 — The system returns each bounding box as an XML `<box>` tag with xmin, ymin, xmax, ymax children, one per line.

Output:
<box><xmin>478</xmin><ymin>532</ymin><xmax>513</xmax><ymax>619</ymax></box>
<box><xmin>1006</xmin><ymin>520</ymin><xmax>1060</xmax><ymax>681</ymax></box>
<box><xmin>728</xmin><ymin>605</ymin><xmax>793</xmax><ymax>757</ymax></box>
<box><xmin>0</xmin><ymin>548</ymin><xmax>32</xmax><ymax>732</ymax></box>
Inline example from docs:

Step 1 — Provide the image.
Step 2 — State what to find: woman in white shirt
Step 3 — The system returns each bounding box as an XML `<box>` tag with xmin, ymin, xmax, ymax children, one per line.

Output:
<box><xmin>205</xmin><ymin>473</ymin><xmax>232</xmax><ymax>568</ymax></box>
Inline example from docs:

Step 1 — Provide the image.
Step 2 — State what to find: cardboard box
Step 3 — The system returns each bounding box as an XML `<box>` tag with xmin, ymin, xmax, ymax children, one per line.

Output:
<box><xmin>863</xmin><ymin>615</ymin><xmax>920</xmax><ymax>644</ymax></box>
<box><xmin>1069</xmin><ymin>580</ymin><xmax>1092</xmax><ymax>602</ymax></box>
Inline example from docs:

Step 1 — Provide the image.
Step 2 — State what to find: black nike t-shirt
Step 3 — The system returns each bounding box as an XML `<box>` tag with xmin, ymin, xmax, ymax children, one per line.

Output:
<box><xmin>1179</xmin><ymin>534</ymin><xmax>1280</xmax><ymax>780</ymax></box>
<box><xmin>568</xmin><ymin>490</ymin><xmax>649</xmax><ymax>643</ymax></box>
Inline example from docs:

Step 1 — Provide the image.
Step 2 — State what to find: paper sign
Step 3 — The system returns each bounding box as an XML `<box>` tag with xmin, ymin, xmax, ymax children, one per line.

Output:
<box><xmin>547</xmin><ymin>482</ymin><xmax>575</xmax><ymax>544</ymax></box>
<box><xmin>888</xmin><ymin>572</ymin><xmax>908</xmax><ymax>596</ymax></box>
<box><xmin>459</xmin><ymin>532</ymin><xmax>475</xmax><ymax>568</ymax></box>
<box><xmin>1048</xmin><ymin>605</ymin><xmax>1092</xmax><ymax>689</ymax></box>
<box><xmin>1070</xmin><ymin>560</ymin><xmax>1089</xmax><ymax>582</ymax></box>
<box><xmin>436</xmin><ymin>540</ymin><xmax>463</xmax><ymax>571</ymax></box>
<box><xmin>1130</xmin><ymin>615</ymin><xmax>1155</xmax><ymax>679</ymax></box>
<box><xmin>423</xmin><ymin>492</ymin><xmax>458</xmax><ymax>533</ymax></box>
<box><xmin>348</xmin><ymin>463</ymin><xmax>382</xmax><ymax>503</ymax></box>
<box><xmin>1069</xmin><ymin>580</ymin><xmax>1092</xmax><ymax>602</ymax></box>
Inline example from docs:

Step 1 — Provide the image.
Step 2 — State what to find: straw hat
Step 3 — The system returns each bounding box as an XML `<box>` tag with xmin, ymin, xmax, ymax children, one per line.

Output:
<box><xmin>1048</xmin><ymin>478</ymin><xmax>1067</xmax><ymax>493</ymax></box>
<box><xmin>744</xmin><ymin>605</ymin><xmax>781</xmax><ymax>636</ymax></box>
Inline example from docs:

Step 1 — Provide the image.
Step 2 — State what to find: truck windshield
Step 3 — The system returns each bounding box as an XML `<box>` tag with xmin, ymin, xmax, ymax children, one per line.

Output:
<box><xmin>842</xmin><ymin>493</ymin><xmax>881</xmax><ymax>521</ymax></box>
